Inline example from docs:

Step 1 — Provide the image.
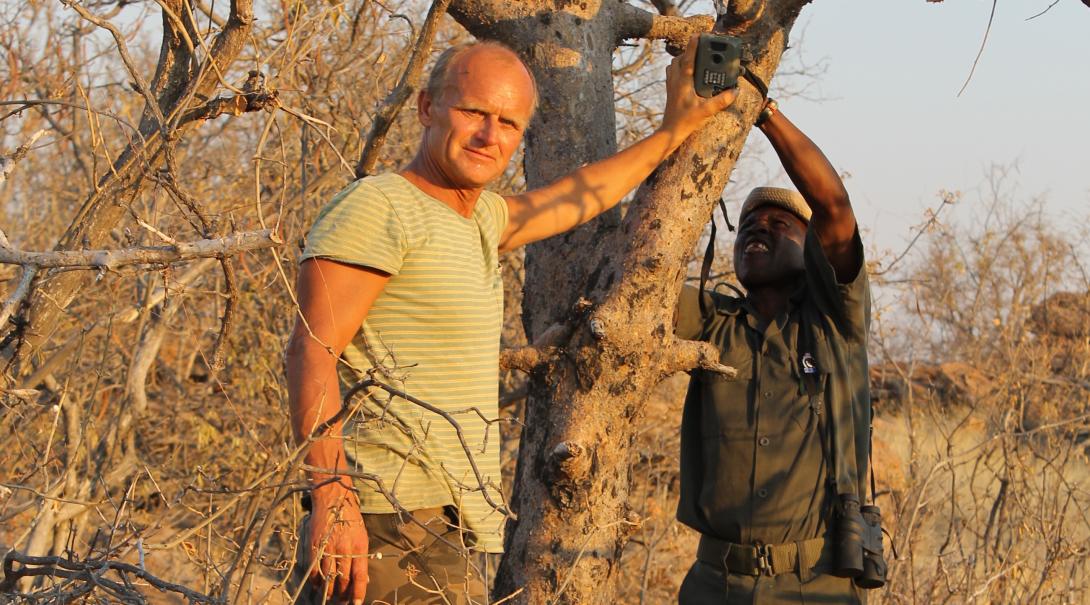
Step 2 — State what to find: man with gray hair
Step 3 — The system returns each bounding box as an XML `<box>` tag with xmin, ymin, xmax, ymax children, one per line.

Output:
<box><xmin>674</xmin><ymin>99</ymin><xmax>873</xmax><ymax>604</ymax></box>
<box><xmin>287</xmin><ymin>37</ymin><xmax>735</xmax><ymax>604</ymax></box>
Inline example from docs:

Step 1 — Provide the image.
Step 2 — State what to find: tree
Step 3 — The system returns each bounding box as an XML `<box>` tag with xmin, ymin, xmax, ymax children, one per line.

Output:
<box><xmin>3</xmin><ymin>0</ymin><xmax>1086</xmax><ymax>603</ymax></box>
<box><xmin>445</xmin><ymin>1</ymin><xmax>810</xmax><ymax>602</ymax></box>
<box><xmin>0</xmin><ymin>0</ymin><xmax>812</xmax><ymax>598</ymax></box>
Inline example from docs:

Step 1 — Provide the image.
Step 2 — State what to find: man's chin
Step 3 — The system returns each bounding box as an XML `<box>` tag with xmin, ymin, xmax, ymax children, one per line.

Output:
<box><xmin>451</xmin><ymin>165</ymin><xmax>502</xmax><ymax>188</ymax></box>
<box><xmin>738</xmin><ymin>268</ymin><xmax>804</xmax><ymax>291</ymax></box>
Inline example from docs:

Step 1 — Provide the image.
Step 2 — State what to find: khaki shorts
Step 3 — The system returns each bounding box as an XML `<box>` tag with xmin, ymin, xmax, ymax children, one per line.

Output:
<box><xmin>289</xmin><ymin>506</ymin><xmax>488</xmax><ymax>605</ymax></box>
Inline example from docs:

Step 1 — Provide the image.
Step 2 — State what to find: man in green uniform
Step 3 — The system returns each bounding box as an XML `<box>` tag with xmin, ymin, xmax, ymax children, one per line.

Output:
<box><xmin>674</xmin><ymin>98</ymin><xmax>872</xmax><ymax>604</ymax></box>
<box><xmin>286</xmin><ymin>38</ymin><xmax>736</xmax><ymax>605</ymax></box>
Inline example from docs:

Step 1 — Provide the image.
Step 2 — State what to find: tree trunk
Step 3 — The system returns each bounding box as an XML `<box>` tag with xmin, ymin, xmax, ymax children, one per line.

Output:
<box><xmin>452</xmin><ymin>1</ymin><xmax>808</xmax><ymax>602</ymax></box>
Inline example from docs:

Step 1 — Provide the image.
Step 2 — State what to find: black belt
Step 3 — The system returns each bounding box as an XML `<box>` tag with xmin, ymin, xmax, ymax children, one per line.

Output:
<box><xmin>697</xmin><ymin>535</ymin><xmax>830</xmax><ymax>577</ymax></box>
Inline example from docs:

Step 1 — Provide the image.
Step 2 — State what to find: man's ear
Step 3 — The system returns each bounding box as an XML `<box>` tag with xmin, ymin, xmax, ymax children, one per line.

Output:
<box><xmin>417</xmin><ymin>89</ymin><xmax>434</xmax><ymax>127</ymax></box>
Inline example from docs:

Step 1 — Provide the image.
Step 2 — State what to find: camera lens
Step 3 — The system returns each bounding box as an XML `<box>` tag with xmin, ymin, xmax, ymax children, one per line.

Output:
<box><xmin>711</xmin><ymin>54</ymin><xmax>723</xmax><ymax>64</ymax></box>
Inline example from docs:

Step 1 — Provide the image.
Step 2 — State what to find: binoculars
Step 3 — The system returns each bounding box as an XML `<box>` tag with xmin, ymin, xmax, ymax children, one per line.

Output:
<box><xmin>831</xmin><ymin>493</ymin><xmax>888</xmax><ymax>588</ymax></box>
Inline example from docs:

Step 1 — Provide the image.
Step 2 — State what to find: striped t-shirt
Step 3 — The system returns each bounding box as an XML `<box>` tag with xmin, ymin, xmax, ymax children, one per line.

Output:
<box><xmin>302</xmin><ymin>173</ymin><xmax>508</xmax><ymax>553</ymax></box>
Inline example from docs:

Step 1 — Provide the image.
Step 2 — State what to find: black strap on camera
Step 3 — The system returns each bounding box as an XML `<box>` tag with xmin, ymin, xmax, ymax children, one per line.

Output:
<box><xmin>710</xmin><ymin>1</ymin><xmax>770</xmax><ymax>99</ymax></box>
<box><xmin>698</xmin><ymin>197</ymin><xmax>735</xmax><ymax>318</ymax></box>
<box><xmin>742</xmin><ymin>67</ymin><xmax>769</xmax><ymax>98</ymax></box>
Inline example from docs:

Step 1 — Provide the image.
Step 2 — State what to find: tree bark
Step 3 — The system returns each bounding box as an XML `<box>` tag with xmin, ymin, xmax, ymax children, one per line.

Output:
<box><xmin>452</xmin><ymin>1</ymin><xmax>808</xmax><ymax>602</ymax></box>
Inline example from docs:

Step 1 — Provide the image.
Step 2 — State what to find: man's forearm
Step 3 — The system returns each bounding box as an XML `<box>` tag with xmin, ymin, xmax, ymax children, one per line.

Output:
<box><xmin>286</xmin><ymin>338</ymin><xmax>353</xmax><ymax>487</ymax></box>
<box><xmin>501</xmin><ymin>127</ymin><xmax>689</xmax><ymax>251</ymax></box>
<box><xmin>760</xmin><ymin>105</ymin><xmax>860</xmax><ymax>278</ymax></box>
<box><xmin>564</xmin><ymin>126</ymin><xmax>693</xmax><ymax>217</ymax></box>
<box><xmin>759</xmin><ymin>109</ymin><xmax>850</xmax><ymax>220</ymax></box>
<box><xmin>500</xmin><ymin>40</ymin><xmax>738</xmax><ymax>251</ymax></box>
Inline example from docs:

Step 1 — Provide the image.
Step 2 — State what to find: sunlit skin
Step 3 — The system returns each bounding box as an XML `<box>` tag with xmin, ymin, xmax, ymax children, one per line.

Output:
<box><xmin>401</xmin><ymin>46</ymin><xmax>535</xmax><ymax>216</ymax></box>
<box><xmin>288</xmin><ymin>37</ymin><xmax>738</xmax><ymax>604</ymax></box>
<box><xmin>733</xmin><ymin>205</ymin><xmax>808</xmax><ymax>321</ymax></box>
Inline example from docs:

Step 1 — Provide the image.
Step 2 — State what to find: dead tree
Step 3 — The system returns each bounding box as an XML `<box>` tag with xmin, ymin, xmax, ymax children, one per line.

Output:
<box><xmin>7</xmin><ymin>0</ymin><xmax>259</xmax><ymax>371</ymax></box>
<box><xmin>0</xmin><ymin>0</ymin><xmax>269</xmax><ymax>588</ymax></box>
<box><xmin>448</xmin><ymin>0</ymin><xmax>809</xmax><ymax>602</ymax></box>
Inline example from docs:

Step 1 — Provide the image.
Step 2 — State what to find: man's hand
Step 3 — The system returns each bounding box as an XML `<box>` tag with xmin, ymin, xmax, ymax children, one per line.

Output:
<box><xmin>498</xmin><ymin>34</ymin><xmax>737</xmax><ymax>252</ymax></box>
<box><xmin>307</xmin><ymin>483</ymin><xmax>369</xmax><ymax>604</ymax></box>
<box><xmin>660</xmin><ymin>34</ymin><xmax>738</xmax><ymax>140</ymax></box>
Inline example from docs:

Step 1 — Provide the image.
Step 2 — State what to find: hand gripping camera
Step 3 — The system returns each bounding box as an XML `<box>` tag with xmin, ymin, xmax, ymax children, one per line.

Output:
<box><xmin>832</xmin><ymin>493</ymin><xmax>888</xmax><ymax>588</ymax></box>
<box><xmin>693</xmin><ymin>34</ymin><xmax>742</xmax><ymax>98</ymax></box>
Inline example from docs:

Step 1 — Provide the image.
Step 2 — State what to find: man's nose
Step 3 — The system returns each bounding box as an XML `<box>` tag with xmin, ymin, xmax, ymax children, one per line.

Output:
<box><xmin>474</xmin><ymin>116</ymin><xmax>501</xmax><ymax>146</ymax></box>
<box><xmin>751</xmin><ymin>218</ymin><xmax>772</xmax><ymax>233</ymax></box>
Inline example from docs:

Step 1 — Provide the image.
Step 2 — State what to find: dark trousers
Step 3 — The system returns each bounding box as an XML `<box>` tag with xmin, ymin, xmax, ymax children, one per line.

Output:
<box><xmin>678</xmin><ymin>560</ymin><xmax>865</xmax><ymax>605</ymax></box>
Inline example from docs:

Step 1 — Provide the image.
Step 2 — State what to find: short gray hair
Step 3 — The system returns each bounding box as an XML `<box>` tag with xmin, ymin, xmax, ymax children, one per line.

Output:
<box><xmin>425</xmin><ymin>41</ymin><xmax>538</xmax><ymax>114</ymax></box>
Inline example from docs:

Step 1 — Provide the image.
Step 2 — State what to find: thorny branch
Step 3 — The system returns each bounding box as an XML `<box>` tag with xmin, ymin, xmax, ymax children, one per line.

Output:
<box><xmin>356</xmin><ymin>0</ymin><xmax>453</xmax><ymax>178</ymax></box>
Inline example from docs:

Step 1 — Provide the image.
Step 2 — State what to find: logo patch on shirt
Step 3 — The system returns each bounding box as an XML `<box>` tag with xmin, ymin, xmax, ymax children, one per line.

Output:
<box><xmin>801</xmin><ymin>352</ymin><xmax>817</xmax><ymax>375</ymax></box>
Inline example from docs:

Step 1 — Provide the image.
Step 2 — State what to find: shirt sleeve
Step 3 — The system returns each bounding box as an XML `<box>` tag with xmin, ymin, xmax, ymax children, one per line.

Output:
<box><xmin>482</xmin><ymin>190</ymin><xmax>510</xmax><ymax>242</ymax></box>
<box><xmin>674</xmin><ymin>285</ymin><xmax>709</xmax><ymax>341</ymax></box>
<box><xmin>803</xmin><ymin>227</ymin><xmax>870</xmax><ymax>343</ymax></box>
<box><xmin>302</xmin><ymin>179</ymin><xmax>407</xmax><ymax>275</ymax></box>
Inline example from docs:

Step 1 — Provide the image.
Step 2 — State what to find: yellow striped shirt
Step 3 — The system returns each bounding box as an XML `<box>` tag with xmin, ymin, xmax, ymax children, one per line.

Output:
<box><xmin>302</xmin><ymin>173</ymin><xmax>508</xmax><ymax>552</ymax></box>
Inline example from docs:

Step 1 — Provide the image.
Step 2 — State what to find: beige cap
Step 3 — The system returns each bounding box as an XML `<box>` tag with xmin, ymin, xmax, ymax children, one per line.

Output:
<box><xmin>738</xmin><ymin>187</ymin><xmax>811</xmax><ymax>224</ymax></box>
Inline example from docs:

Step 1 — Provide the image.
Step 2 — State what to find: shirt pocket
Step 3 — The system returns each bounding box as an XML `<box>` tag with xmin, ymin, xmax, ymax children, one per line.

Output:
<box><xmin>700</xmin><ymin>369</ymin><xmax>754</xmax><ymax>438</ymax></box>
<box><xmin>790</xmin><ymin>371</ymin><xmax>828</xmax><ymax>434</ymax></box>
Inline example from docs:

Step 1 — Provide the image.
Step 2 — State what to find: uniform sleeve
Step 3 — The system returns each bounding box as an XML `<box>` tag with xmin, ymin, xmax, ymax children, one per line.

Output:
<box><xmin>302</xmin><ymin>180</ymin><xmax>407</xmax><ymax>275</ymax></box>
<box><xmin>803</xmin><ymin>227</ymin><xmax>870</xmax><ymax>343</ymax></box>
<box><xmin>674</xmin><ymin>285</ymin><xmax>716</xmax><ymax>341</ymax></box>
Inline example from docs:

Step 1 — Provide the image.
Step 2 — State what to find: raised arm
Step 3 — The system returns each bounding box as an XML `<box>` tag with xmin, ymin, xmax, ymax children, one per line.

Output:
<box><xmin>499</xmin><ymin>36</ymin><xmax>737</xmax><ymax>252</ymax></box>
<box><xmin>759</xmin><ymin>103</ymin><xmax>860</xmax><ymax>281</ymax></box>
<box><xmin>285</xmin><ymin>258</ymin><xmax>390</xmax><ymax>603</ymax></box>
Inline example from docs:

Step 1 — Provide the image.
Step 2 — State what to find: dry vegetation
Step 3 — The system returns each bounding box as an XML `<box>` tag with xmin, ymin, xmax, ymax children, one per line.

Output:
<box><xmin>1</xmin><ymin>1</ymin><xmax>1087</xmax><ymax>603</ymax></box>
<box><xmin>616</xmin><ymin>178</ymin><xmax>1090</xmax><ymax>604</ymax></box>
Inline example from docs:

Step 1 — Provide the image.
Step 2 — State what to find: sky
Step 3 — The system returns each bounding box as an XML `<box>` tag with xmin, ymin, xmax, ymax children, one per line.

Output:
<box><xmin>740</xmin><ymin>0</ymin><xmax>1090</xmax><ymax>252</ymax></box>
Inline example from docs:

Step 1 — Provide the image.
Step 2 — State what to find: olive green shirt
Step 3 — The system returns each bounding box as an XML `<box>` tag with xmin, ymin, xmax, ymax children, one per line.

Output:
<box><xmin>674</xmin><ymin>228</ymin><xmax>871</xmax><ymax>546</ymax></box>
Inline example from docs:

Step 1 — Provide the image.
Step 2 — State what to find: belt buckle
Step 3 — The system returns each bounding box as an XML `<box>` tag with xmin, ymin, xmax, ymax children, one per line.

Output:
<box><xmin>754</xmin><ymin>543</ymin><xmax>774</xmax><ymax>576</ymax></box>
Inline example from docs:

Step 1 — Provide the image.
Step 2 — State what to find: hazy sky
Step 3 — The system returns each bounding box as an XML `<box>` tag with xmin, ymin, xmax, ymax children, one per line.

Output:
<box><xmin>741</xmin><ymin>0</ymin><xmax>1090</xmax><ymax>249</ymax></box>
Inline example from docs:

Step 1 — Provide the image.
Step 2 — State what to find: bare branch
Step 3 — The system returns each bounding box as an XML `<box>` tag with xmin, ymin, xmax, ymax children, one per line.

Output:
<box><xmin>0</xmin><ymin>551</ymin><xmax>219</xmax><ymax>603</ymax></box>
<box><xmin>177</xmin><ymin>74</ymin><xmax>280</xmax><ymax>126</ymax></box>
<box><xmin>661</xmin><ymin>338</ymin><xmax>737</xmax><ymax>377</ymax></box>
<box><xmin>500</xmin><ymin>321</ymin><xmax>572</xmax><ymax>372</ymax></box>
<box><xmin>0</xmin><ymin>100</ymin><xmax>138</xmax><ymax>134</ymax></box>
<box><xmin>0</xmin><ymin>229</ymin><xmax>281</xmax><ymax>270</ymax></box>
<box><xmin>363</xmin><ymin>378</ymin><xmax>511</xmax><ymax>515</ymax></box>
<box><xmin>500</xmin><ymin>345</ymin><xmax>556</xmax><ymax>373</ymax></box>
<box><xmin>0</xmin><ymin>129</ymin><xmax>46</xmax><ymax>186</ymax></box>
<box><xmin>958</xmin><ymin>0</ymin><xmax>998</xmax><ymax>97</ymax></box>
<box><xmin>0</xmin><ymin>267</ymin><xmax>35</xmax><ymax>329</ymax></box>
<box><xmin>650</xmin><ymin>0</ymin><xmax>680</xmax><ymax>17</ymax></box>
<box><xmin>59</xmin><ymin>0</ymin><xmax>168</xmax><ymax>129</ymax></box>
<box><xmin>614</xmin><ymin>3</ymin><xmax>714</xmax><ymax>51</ymax></box>
<box><xmin>356</xmin><ymin>0</ymin><xmax>453</xmax><ymax>178</ymax></box>
<box><xmin>194</xmin><ymin>0</ymin><xmax>228</xmax><ymax>28</ymax></box>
